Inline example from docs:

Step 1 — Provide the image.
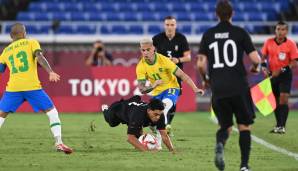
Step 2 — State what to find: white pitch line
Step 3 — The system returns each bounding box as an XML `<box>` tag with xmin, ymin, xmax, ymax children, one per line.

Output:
<box><xmin>210</xmin><ymin>117</ymin><xmax>298</xmax><ymax>161</ymax></box>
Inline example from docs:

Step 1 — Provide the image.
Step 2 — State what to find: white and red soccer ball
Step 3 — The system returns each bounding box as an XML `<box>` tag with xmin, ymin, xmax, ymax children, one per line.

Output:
<box><xmin>138</xmin><ymin>133</ymin><xmax>158</xmax><ymax>150</ymax></box>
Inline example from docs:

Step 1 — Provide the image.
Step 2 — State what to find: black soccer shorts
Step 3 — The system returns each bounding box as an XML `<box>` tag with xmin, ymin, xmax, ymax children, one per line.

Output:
<box><xmin>271</xmin><ymin>69</ymin><xmax>292</xmax><ymax>95</ymax></box>
<box><xmin>103</xmin><ymin>101</ymin><xmax>123</xmax><ymax>127</ymax></box>
<box><xmin>212</xmin><ymin>90</ymin><xmax>255</xmax><ymax>129</ymax></box>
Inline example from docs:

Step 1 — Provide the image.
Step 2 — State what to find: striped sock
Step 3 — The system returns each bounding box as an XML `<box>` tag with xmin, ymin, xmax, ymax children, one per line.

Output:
<box><xmin>46</xmin><ymin>108</ymin><xmax>63</xmax><ymax>144</ymax></box>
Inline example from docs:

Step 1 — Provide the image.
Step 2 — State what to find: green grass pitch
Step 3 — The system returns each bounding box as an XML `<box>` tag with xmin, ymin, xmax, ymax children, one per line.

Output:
<box><xmin>0</xmin><ymin>111</ymin><xmax>297</xmax><ymax>171</ymax></box>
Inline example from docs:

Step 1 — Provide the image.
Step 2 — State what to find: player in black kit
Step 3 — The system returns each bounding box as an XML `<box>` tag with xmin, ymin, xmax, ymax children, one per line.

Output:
<box><xmin>101</xmin><ymin>95</ymin><xmax>174</xmax><ymax>152</ymax></box>
<box><xmin>197</xmin><ymin>1</ymin><xmax>261</xmax><ymax>171</ymax></box>
<box><xmin>152</xmin><ymin>16</ymin><xmax>191</xmax><ymax>134</ymax></box>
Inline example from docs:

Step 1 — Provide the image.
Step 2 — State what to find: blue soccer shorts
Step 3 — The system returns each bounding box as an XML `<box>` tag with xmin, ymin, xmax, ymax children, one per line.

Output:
<box><xmin>0</xmin><ymin>89</ymin><xmax>54</xmax><ymax>113</ymax></box>
<box><xmin>152</xmin><ymin>88</ymin><xmax>180</xmax><ymax>105</ymax></box>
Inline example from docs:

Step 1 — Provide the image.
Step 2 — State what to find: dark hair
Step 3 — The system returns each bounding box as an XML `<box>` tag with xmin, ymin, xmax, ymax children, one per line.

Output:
<box><xmin>164</xmin><ymin>16</ymin><xmax>176</xmax><ymax>21</ymax></box>
<box><xmin>276</xmin><ymin>21</ymin><xmax>288</xmax><ymax>29</ymax></box>
<box><xmin>216</xmin><ymin>0</ymin><xmax>233</xmax><ymax>21</ymax></box>
<box><xmin>148</xmin><ymin>99</ymin><xmax>164</xmax><ymax>111</ymax></box>
<box><xmin>95</xmin><ymin>40</ymin><xmax>102</xmax><ymax>44</ymax></box>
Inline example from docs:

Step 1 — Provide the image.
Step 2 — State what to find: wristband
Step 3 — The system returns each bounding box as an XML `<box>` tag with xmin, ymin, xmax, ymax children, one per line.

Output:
<box><xmin>178</xmin><ymin>58</ymin><xmax>181</xmax><ymax>63</ymax></box>
<box><xmin>261</xmin><ymin>62</ymin><xmax>267</xmax><ymax>67</ymax></box>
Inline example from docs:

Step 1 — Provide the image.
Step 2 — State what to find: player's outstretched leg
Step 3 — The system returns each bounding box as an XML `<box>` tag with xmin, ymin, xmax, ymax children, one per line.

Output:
<box><xmin>46</xmin><ymin>108</ymin><xmax>73</xmax><ymax>154</ymax></box>
<box><xmin>214</xmin><ymin>128</ymin><xmax>229</xmax><ymax>171</ymax></box>
<box><xmin>162</xmin><ymin>98</ymin><xmax>174</xmax><ymax>136</ymax></box>
<box><xmin>239</xmin><ymin>130</ymin><xmax>251</xmax><ymax>171</ymax></box>
<box><xmin>214</xmin><ymin>142</ymin><xmax>225</xmax><ymax>171</ymax></box>
<box><xmin>0</xmin><ymin>111</ymin><xmax>9</xmax><ymax>128</ymax></box>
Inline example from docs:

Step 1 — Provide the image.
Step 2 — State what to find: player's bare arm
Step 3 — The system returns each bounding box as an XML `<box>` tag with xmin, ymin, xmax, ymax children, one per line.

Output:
<box><xmin>289</xmin><ymin>59</ymin><xmax>298</xmax><ymax>68</ymax></box>
<box><xmin>137</xmin><ymin>80</ymin><xmax>163</xmax><ymax>94</ymax></box>
<box><xmin>248</xmin><ymin>50</ymin><xmax>261</xmax><ymax>74</ymax></box>
<box><xmin>197</xmin><ymin>54</ymin><xmax>210</xmax><ymax>89</ymax></box>
<box><xmin>174</xmin><ymin>67</ymin><xmax>204</xmax><ymax>95</ymax></box>
<box><xmin>35</xmin><ymin>51</ymin><xmax>60</xmax><ymax>82</ymax></box>
<box><xmin>127</xmin><ymin>134</ymin><xmax>147</xmax><ymax>152</ymax></box>
<box><xmin>159</xmin><ymin>129</ymin><xmax>175</xmax><ymax>152</ymax></box>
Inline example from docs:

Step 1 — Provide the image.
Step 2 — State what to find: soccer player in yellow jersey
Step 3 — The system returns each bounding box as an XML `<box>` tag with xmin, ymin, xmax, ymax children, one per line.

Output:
<box><xmin>136</xmin><ymin>38</ymin><xmax>204</xmax><ymax>148</ymax></box>
<box><xmin>0</xmin><ymin>23</ymin><xmax>72</xmax><ymax>154</ymax></box>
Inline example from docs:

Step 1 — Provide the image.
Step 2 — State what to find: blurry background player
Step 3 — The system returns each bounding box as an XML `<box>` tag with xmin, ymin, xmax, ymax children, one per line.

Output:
<box><xmin>197</xmin><ymin>1</ymin><xmax>261</xmax><ymax>171</ymax></box>
<box><xmin>153</xmin><ymin>16</ymin><xmax>191</xmax><ymax>133</ymax></box>
<box><xmin>0</xmin><ymin>23</ymin><xmax>73</xmax><ymax>154</ymax></box>
<box><xmin>85</xmin><ymin>40</ymin><xmax>113</xmax><ymax>66</ymax></box>
<box><xmin>261</xmin><ymin>21</ymin><xmax>298</xmax><ymax>134</ymax></box>
<box><xmin>136</xmin><ymin>38</ymin><xmax>204</xmax><ymax>148</ymax></box>
<box><xmin>101</xmin><ymin>96</ymin><xmax>175</xmax><ymax>152</ymax></box>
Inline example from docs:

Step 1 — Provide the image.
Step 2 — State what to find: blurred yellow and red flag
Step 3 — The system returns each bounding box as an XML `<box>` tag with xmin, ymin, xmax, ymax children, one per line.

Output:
<box><xmin>250</xmin><ymin>78</ymin><xmax>276</xmax><ymax>116</ymax></box>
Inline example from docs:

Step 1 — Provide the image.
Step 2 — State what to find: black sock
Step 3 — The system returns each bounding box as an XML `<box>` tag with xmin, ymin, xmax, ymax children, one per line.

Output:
<box><xmin>216</xmin><ymin>128</ymin><xmax>229</xmax><ymax>146</ymax></box>
<box><xmin>274</xmin><ymin>105</ymin><xmax>282</xmax><ymax>127</ymax></box>
<box><xmin>168</xmin><ymin>113</ymin><xmax>175</xmax><ymax>125</ymax></box>
<box><xmin>239</xmin><ymin>130</ymin><xmax>251</xmax><ymax>168</ymax></box>
<box><xmin>279</xmin><ymin>104</ymin><xmax>289</xmax><ymax>127</ymax></box>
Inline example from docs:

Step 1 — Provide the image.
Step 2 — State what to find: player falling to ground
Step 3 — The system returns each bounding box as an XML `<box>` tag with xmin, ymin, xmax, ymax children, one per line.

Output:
<box><xmin>136</xmin><ymin>38</ymin><xmax>204</xmax><ymax>148</ymax></box>
<box><xmin>102</xmin><ymin>96</ymin><xmax>175</xmax><ymax>152</ymax></box>
<box><xmin>197</xmin><ymin>1</ymin><xmax>261</xmax><ymax>171</ymax></box>
<box><xmin>0</xmin><ymin>23</ymin><xmax>72</xmax><ymax>154</ymax></box>
<box><xmin>261</xmin><ymin>21</ymin><xmax>298</xmax><ymax>134</ymax></box>
<box><xmin>153</xmin><ymin>16</ymin><xmax>192</xmax><ymax>135</ymax></box>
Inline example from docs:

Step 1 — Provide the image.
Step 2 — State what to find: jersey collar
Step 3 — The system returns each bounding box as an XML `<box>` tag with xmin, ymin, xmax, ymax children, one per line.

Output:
<box><xmin>218</xmin><ymin>21</ymin><xmax>231</xmax><ymax>26</ymax></box>
<box><xmin>274</xmin><ymin>37</ymin><xmax>287</xmax><ymax>45</ymax></box>
<box><xmin>145</xmin><ymin>53</ymin><xmax>157</xmax><ymax>65</ymax></box>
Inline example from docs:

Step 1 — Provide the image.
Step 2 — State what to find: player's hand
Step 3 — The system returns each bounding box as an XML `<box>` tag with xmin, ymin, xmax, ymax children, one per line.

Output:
<box><xmin>152</xmin><ymin>80</ymin><xmax>163</xmax><ymax>88</ymax></box>
<box><xmin>249</xmin><ymin>65</ymin><xmax>260</xmax><ymax>74</ymax></box>
<box><xmin>195</xmin><ymin>88</ymin><xmax>204</xmax><ymax>96</ymax></box>
<box><xmin>49</xmin><ymin>71</ymin><xmax>60</xmax><ymax>82</ymax></box>
<box><xmin>271</xmin><ymin>70</ymin><xmax>281</xmax><ymax>78</ymax></box>
<box><xmin>261</xmin><ymin>67</ymin><xmax>270</xmax><ymax>77</ymax></box>
<box><xmin>170</xmin><ymin>58</ymin><xmax>179</xmax><ymax>64</ymax></box>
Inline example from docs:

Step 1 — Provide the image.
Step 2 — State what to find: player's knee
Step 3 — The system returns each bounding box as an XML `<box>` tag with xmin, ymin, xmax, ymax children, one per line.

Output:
<box><xmin>0</xmin><ymin>111</ymin><xmax>8</xmax><ymax>118</ymax></box>
<box><xmin>279</xmin><ymin>93</ymin><xmax>289</xmax><ymax>104</ymax></box>
<box><xmin>46</xmin><ymin>108</ymin><xmax>61</xmax><ymax>123</ymax></box>
<box><xmin>238</xmin><ymin>124</ymin><xmax>251</xmax><ymax>131</ymax></box>
<box><xmin>218</xmin><ymin>127</ymin><xmax>231</xmax><ymax>134</ymax></box>
<box><xmin>162</xmin><ymin>98</ymin><xmax>173</xmax><ymax>110</ymax></box>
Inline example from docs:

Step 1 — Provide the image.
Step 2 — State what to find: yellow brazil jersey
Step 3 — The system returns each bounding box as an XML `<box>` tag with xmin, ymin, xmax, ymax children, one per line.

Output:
<box><xmin>136</xmin><ymin>53</ymin><xmax>179</xmax><ymax>96</ymax></box>
<box><xmin>0</xmin><ymin>38</ymin><xmax>42</xmax><ymax>91</ymax></box>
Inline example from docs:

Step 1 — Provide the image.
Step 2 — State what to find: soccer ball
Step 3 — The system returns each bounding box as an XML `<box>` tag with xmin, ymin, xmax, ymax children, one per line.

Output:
<box><xmin>138</xmin><ymin>133</ymin><xmax>158</xmax><ymax>150</ymax></box>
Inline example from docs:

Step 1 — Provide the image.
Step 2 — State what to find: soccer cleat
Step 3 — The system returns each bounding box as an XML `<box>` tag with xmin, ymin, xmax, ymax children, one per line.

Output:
<box><xmin>166</xmin><ymin>124</ymin><xmax>174</xmax><ymax>137</ymax></box>
<box><xmin>278</xmin><ymin>127</ymin><xmax>286</xmax><ymax>134</ymax></box>
<box><xmin>214</xmin><ymin>143</ymin><xmax>225</xmax><ymax>171</ymax></box>
<box><xmin>56</xmin><ymin>143</ymin><xmax>73</xmax><ymax>154</ymax></box>
<box><xmin>240</xmin><ymin>166</ymin><xmax>251</xmax><ymax>171</ymax></box>
<box><xmin>269</xmin><ymin>126</ymin><xmax>279</xmax><ymax>133</ymax></box>
<box><xmin>101</xmin><ymin>104</ymin><xmax>109</xmax><ymax>112</ymax></box>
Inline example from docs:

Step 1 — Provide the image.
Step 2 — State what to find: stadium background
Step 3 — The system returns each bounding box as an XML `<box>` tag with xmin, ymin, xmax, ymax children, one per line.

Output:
<box><xmin>0</xmin><ymin>0</ymin><xmax>298</xmax><ymax>112</ymax></box>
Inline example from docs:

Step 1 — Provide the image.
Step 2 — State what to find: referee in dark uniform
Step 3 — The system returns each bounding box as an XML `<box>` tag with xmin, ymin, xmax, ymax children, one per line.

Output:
<box><xmin>197</xmin><ymin>1</ymin><xmax>261</xmax><ymax>171</ymax></box>
<box><xmin>152</xmin><ymin>16</ymin><xmax>191</xmax><ymax>130</ymax></box>
<box><xmin>101</xmin><ymin>95</ymin><xmax>175</xmax><ymax>152</ymax></box>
